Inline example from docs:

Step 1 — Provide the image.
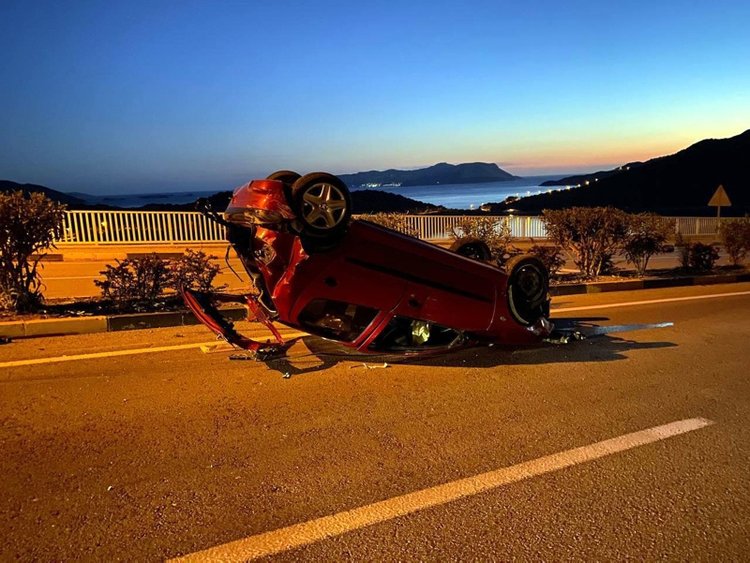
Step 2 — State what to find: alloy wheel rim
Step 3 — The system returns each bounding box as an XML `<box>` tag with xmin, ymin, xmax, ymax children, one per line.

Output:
<box><xmin>516</xmin><ymin>265</ymin><xmax>545</xmax><ymax>302</ymax></box>
<box><xmin>301</xmin><ymin>183</ymin><xmax>347</xmax><ymax>228</ymax></box>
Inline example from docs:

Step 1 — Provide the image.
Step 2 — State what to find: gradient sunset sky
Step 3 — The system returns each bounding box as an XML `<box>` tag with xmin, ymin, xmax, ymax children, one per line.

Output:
<box><xmin>1</xmin><ymin>0</ymin><xmax>749</xmax><ymax>194</ymax></box>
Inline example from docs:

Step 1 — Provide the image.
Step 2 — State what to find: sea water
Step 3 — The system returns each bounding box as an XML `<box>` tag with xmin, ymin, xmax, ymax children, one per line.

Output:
<box><xmin>351</xmin><ymin>175</ymin><xmax>565</xmax><ymax>210</ymax></box>
<box><xmin>76</xmin><ymin>174</ymin><xmax>566</xmax><ymax>210</ymax></box>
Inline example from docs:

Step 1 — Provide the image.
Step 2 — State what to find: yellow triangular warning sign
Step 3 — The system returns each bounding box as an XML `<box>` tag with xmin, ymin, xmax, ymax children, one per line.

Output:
<box><xmin>708</xmin><ymin>184</ymin><xmax>731</xmax><ymax>207</ymax></box>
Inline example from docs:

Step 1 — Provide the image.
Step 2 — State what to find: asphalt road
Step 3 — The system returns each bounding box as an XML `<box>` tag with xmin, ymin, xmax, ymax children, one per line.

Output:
<box><xmin>2</xmin><ymin>283</ymin><xmax>750</xmax><ymax>560</ymax></box>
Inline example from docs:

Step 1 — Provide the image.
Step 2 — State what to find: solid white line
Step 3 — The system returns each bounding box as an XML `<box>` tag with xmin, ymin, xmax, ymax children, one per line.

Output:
<box><xmin>553</xmin><ymin>290</ymin><xmax>750</xmax><ymax>313</ymax></box>
<box><xmin>0</xmin><ymin>332</ymin><xmax>309</xmax><ymax>369</ymax></box>
<box><xmin>0</xmin><ymin>343</ymin><xmax>222</xmax><ymax>369</ymax></box>
<box><xmin>173</xmin><ymin>418</ymin><xmax>714</xmax><ymax>562</ymax></box>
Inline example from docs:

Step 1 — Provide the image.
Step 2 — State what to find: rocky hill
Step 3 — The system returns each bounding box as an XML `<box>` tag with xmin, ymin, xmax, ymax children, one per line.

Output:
<box><xmin>489</xmin><ymin>129</ymin><xmax>750</xmax><ymax>216</ymax></box>
<box><xmin>339</xmin><ymin>162</ymin><xmax>517</xmax><ymax>187</ymax></box>
<box><xmin>0</xmin><ymin>180</ymin><xmax>87</xmax><ymax>207</ymax></box>
<box><xmin>540</xmin><ymin>162</ymin><xmax>644</xmax><ymax>187</ymax></box>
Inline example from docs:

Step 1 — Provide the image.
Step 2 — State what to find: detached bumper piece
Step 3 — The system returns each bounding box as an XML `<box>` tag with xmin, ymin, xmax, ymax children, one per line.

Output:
<box><xmin>181</xmin><ymin>287</ymin><xmax>291</xmax><ymax>358</ymax></box>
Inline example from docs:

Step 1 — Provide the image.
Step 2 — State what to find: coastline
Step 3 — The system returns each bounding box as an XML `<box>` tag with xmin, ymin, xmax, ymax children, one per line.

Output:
<box><xmin>70</xmin><ymin>176</ymin><xmax>561</xmax><ymax>211</ymax></box>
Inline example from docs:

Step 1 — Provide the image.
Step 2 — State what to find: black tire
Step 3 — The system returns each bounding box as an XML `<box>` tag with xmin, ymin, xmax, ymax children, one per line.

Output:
<box><xmin>291</xmin><ymin>172</ymin><xmax>352</xmax><ymax>238</ymax></box>
<box><xmin>266</xmin><ymin>170</ymin><xmax>301</xmax><ymax>185</ymax></box>
<box><xmin>450</xmin><ymin>237</ymin><xmax>492</xmax><ymax>262</ymax></box>
<box><xmin>505</xmin><ymin>254</ymin><xmax>550</xmax><ymax>325</ymax></box>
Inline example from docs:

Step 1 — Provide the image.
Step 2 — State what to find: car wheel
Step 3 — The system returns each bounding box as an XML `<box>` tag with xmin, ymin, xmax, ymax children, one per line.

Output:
<box><xmin>266</xmin><ymin>170</ymin><xmax>301</xmax><ymax>185</ymax></box>
<box><xmin>291</xmin><ymin>172</ymin><xmax>352</xmax><ymax>238</ymax></box>
<box><xmin>450</xmin><ymin>237</ymin><xmax>492</xmax><ymax>262</ymax></box>
<box><xmin>505</xmin><ymin>254</ymin><xmax>550</xmax><ymax>325</ymax></box>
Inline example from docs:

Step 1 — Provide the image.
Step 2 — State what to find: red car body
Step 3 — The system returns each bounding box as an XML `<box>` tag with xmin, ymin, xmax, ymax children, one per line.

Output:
<box><xmin>183</xmin><ymin>173</ymin><xmax>553</xmax><ymax>356</ymax></box>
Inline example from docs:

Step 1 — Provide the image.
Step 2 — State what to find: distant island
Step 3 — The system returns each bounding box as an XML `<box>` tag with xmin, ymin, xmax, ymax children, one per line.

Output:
<box><xmin>338</xmin><ymin>162</ymin><xmax>517</xmax><ymax>188</ymax></box>
<box><xmin>485</xmin><ymin>128</ymin><xmax>750</xmax><ymax>216</ymax></box>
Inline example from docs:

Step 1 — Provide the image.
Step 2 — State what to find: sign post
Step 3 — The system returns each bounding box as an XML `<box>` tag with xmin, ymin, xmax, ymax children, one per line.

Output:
<box><xmin>708</xmin><ymin>184</ymin><xmax>731</xmax><ymax>221</ymax></box>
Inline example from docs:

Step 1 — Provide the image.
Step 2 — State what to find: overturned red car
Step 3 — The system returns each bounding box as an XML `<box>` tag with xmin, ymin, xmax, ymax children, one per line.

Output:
<box><xmin>183</xmin><ymin>171</ymin><xmax>553</xmax><ymax>357</ymax></box>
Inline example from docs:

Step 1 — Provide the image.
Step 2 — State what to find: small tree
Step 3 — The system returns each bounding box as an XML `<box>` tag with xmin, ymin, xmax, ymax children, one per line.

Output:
<box><xmin>95</xmin><ymin>254</ymin><xmax>172</xmax><ymax>310</ymax></box>
<box><xmin>680</xmin><ymin>242</ymin><xmax>720</xmax><ymax>273</ymax></box>
<box><xmin>0</xmin><ymin>191</ymin><xmax>66</xmax><ymax>312</ymax></box>
<box><xmin>170</xmin><ymin>249</ymin><xmax>222</xmax><ymax>292</ymax></box>
<box><xmin>542</xmin><ymin>207</ymin><xmax>629</xmax><ymax>279</ymax></box>
<box><xmin>450</xmin><ymin>216</ymin><xmax>517</xmax><ymax>261</ymax></box>
<box><xmin>623</xmin><ymin>213</ymin><xmax>675</xmax><ymax>277</ymax></box>
<box><xmin>363</xmin><ymin>213</ymin><xmax>418</xmax><ymax>237</ymax></box>
<box><xmin>720</xmin><ymin>218</ymin><xmax>750</xmax><ymax>266</ymax></box>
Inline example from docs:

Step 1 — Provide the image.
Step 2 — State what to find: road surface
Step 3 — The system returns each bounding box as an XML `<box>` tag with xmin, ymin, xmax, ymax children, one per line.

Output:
<box><xmin>1</xmin><ymin>283</ymin><xmax>749</xmax><ymax>560</ymax></box>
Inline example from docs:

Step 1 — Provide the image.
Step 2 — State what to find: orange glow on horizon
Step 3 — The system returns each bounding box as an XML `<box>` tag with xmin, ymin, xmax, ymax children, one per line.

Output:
<box><xmin>500</xmin><ymin>131</ymin><xmax>724</xmax><ymax>175</ymax></box>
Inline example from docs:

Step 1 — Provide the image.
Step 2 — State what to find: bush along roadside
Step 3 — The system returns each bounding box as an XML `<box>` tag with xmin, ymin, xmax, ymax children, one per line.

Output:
<box><xmin>720</xmin><ymin>218</ymin><xmax>750</xmax><ymax>267</ymax></box>
<box><xmin>541</xmin><ymin>208</ymin><xmax>677</xmax><ymax>280</ymax></box>
<box><xmin>451</xmin><ymin>208</ymin><xmax>739</xmax><ymax>281</ymax></box>
<box><xmin>0</xmin><ymin>191</ymin><xmax>66</xmax><ymax>313</ymax></box>
<box><xmin>94</xmin><ymin>249</ymin><xmax>223</xmax><ymax>312</ymax></box>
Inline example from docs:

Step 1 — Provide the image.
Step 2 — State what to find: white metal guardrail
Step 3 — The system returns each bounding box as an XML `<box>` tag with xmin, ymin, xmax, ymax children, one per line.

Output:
<box><xmin>54</xmin><ymin>211</ymin><xmax>725</xmax><ymax>244</ymax></box>
<box><xmin>59</xmin><ymin>210</ymin><xmax>226</xmax><ymax>243</ymax></box>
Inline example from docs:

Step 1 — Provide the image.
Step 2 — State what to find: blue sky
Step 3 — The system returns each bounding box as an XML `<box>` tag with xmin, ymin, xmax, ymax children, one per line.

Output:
<box><xmin>1</xmin><ymin>0</ymin><xmax>749</xmax><ymax>194</ymax></box>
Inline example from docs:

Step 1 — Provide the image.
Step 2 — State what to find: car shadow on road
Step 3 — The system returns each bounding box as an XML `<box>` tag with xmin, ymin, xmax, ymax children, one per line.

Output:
<box><xmin>258</xmin><ymin>316</ymin><xmax>677</xmax><ymax>378</ymax></box>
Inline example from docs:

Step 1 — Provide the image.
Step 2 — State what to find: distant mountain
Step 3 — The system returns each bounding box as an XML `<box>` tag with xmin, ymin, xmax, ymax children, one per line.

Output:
<box><xmin>540</xmin><ymin>162</ymin><xmax>644</xmax><ymax>187</ymax></box>
<box><xmin>489</xmin><ymin>129</ymin><xmax>750</xmax><ymax>215</ymax></box>
<box><xmin>339</xmin><ymin>162</ymin><xmax>517</xmax><ymax>187</ymax></box>
<box><xmin>0</xmin><ymin>180</ymin><xmax>87</xmax><ymax>207</ymax></box>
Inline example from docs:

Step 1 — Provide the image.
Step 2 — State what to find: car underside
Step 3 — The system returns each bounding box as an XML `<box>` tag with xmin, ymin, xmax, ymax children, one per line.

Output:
<box><xmin>182</xmin><ymin>171</ymin><xmax>554</xmax><ymax>358</ymax></box>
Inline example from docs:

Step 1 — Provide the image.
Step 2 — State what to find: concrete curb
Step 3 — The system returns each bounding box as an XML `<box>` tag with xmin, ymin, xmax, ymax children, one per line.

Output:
<box><xmin>2</xmin><ymin>273</ymin><xmax>749</xmax><ymax>340</ymax></box>
<box><xmin>549</xmin><ymin>272</ymin><xmax>750</xmax><ymax>296</ymax></box>
<box><xmin>0</xmin><ymin>308</ymin><xmax>246</xmax><ymax>339</ymax></box>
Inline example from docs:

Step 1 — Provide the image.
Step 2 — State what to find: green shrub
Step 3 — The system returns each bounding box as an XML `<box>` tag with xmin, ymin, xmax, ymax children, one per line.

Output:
<box><xmin>680</xmin><ymin>242</ymin><xmax>720</xmax><ymax>272</ymax></box>
<box><xmin>541</xmin><ymin>207</ymin><xmax>629</xmax><ymax>279</ymax></box>
<box><xmin>170</xmin><ymin>249</ymin><xmax>222</xmax><ymax>292</ymax></box>
<box><xmin>528</xmin><ymin>245</ymin><xmax>566</xmax><ymax>277</ymax></box>
<box><xmin>95</xmin><ymin>254</ymin><xmax>172</xmax><ymax>310</ymax></box>
<box><xmin>450</xmin><ymin>216</ymin><xmax>516</xmax><ymax>261</ymax></box>
<box><xmin>720</xmin><ymin>218</ymin><xmax>750</xmax><ymax>266</ymax></box>
<box><xmin>0</xmin><ymin>191</ymin><xmax>66</xmax><ymax>312</ymax></box>
<box><xmin>363</xmin><ymin>213</ymin><xmax>418</xmax><ymax>237</ymax></box>
<box><xmin>623</xmin><ymin>214</ymin><xmax>675</xmax><ymax>277</ymax></box>
<box><xmin>95</xmin><ymin>249</ymin><xmax>223</xmax><ymax>311</ymax></box>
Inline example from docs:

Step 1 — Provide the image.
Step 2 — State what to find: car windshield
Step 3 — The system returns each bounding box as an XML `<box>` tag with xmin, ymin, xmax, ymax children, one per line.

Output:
<box><xmin>369</xmin><ymin>316</ymin><xmax>462</xmax><ymax>352</ymax></box>
<box><xmin>298</xmin><ymin>299</ymin><xmax>378</xmax><ymax>342</ymax></box>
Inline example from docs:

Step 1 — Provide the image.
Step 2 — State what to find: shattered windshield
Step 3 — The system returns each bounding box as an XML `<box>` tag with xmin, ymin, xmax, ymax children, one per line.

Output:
<box><xmin>369</xmin><ymin>316</ymin><xmax>462</xmax><ymax>351</ymax></box>
<box><xmin>298</xmin><ymin>299</ymin><xmax>379</xmax><ymax>342</ymax></box>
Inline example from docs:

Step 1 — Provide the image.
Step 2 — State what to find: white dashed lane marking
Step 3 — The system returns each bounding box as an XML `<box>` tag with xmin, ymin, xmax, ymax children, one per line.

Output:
<box><xmin>173</xmin><ymin>418</ymin><xmax>714</xmax><ymax>562</ymax></box>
